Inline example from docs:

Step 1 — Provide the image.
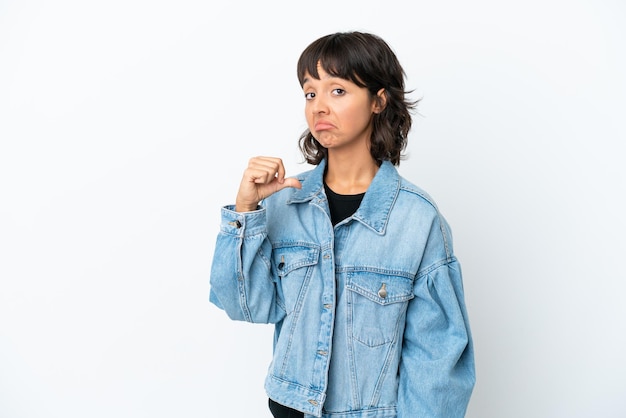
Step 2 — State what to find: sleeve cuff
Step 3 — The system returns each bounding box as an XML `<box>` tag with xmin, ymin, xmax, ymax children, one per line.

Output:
<box><xmin>219</xmin><ymin>205</ymin><xmax>267</xmax><ymax>236</ymax></box>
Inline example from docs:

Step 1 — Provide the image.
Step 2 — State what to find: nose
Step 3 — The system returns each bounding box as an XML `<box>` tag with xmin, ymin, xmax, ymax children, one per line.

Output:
<box><xmin>310</xmin><ymin>94</ymin><xmax>329</xmax><ymax>115</ymax></box>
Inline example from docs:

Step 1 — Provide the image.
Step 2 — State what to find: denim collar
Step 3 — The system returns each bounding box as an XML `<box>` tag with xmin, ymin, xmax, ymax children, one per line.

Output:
<box><xmin>287</xmin><ymin>159</ymin><xmax>400</xmax><ymax>235</ymax></box>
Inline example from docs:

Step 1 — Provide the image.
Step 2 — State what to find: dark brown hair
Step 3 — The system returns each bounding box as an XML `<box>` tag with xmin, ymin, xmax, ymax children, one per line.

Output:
<box><xmin>297</xmin><ymin>31</ymin><xmax>418</xmax><ymax>166</ymax></box>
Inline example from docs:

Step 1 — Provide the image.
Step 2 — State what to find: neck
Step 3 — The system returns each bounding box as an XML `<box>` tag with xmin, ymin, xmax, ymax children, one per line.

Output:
<box><xmin>325</xmin><ymin>151</ymin><xmax>379</xmax><ymax>195</ymax></box>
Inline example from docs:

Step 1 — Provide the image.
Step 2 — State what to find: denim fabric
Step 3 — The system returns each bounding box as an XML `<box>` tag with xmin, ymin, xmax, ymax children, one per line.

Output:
<box><xmin>209</xmin><ymin>160</ymin><xmax>475</xmax><ymax>417</ymax></box>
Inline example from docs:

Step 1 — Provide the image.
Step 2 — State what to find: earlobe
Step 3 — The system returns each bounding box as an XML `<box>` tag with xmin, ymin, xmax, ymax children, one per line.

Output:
<box><xmin>373</xmin><ymin>88</ymin><xmax>387</xmax><ymax>114</ymax></box>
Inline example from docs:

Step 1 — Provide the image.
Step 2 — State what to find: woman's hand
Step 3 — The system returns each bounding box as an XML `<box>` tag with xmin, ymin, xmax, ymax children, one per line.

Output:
<box><xmin>235</xmin><ymin>157</ymin><xmax>302</xmax><ymax>212</ymax></box>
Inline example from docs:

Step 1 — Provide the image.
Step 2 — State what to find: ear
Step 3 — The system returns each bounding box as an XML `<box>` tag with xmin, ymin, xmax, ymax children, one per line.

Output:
<box><xmin>372</xmin><ymin>88</ymin><xmax>387</xmax><ymax>114</ymax></box>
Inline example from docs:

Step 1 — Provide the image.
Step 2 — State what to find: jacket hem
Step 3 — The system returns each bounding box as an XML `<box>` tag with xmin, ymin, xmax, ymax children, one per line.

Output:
<box><xmin>265</xmin><ymin>374</ymin><xmax>326</xmax><ymax>417</ymax></box>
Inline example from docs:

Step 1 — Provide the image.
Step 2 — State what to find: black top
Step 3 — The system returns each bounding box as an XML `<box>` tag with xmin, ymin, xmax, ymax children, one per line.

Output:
<box><xmin>324</xmin><ymin>183</ymin><xmax>365</xmax><ymax>226</ymax></box>
<box><xmin>269</xmin><ymin>398</ymin><xmax>304</xmax><ymax>418</ymax></box>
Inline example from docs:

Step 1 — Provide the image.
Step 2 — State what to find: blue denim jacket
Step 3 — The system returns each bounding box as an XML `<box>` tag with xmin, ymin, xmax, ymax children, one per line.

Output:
<box><xmin>210</xmin><ymin>160</ymin><xmax>475</xmax><ymax>417</ymax></box>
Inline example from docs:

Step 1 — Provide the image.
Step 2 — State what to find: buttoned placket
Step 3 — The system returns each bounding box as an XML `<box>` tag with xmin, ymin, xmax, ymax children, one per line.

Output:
<box><xmin>307</xmin><ymin>198</ymin><xmax>337</xmax><ymax>410</ymax></box>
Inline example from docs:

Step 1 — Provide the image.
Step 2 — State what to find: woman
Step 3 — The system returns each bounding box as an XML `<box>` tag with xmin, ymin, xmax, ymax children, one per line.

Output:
<box><xmin>210</xmin><ymin>31</ymin><xmax>475</xmax><ymax>418</ymax></box>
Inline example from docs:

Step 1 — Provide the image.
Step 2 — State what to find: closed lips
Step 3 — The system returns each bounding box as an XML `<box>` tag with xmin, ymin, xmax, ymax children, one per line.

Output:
<box><xmin>314</xmin><ymin>121</ymin><xmax>334</xmax><ymax>130</ymax></box>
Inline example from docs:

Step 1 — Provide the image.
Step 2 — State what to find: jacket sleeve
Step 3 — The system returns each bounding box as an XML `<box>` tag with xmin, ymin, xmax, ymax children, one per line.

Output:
<box><xmin>398</xmin><ymin>248</ymin><xmax>475</xmax><ymax>416</ymax></box>
<box><xmin>209</xmin><ymin>205</ymin><xmax>286</xmax><ymax>324</ymax></box>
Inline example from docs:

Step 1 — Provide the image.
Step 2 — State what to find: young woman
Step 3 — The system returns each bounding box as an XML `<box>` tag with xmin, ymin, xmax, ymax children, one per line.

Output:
<box><xmin>209</xmin><ymin>31</ymin><xmax>475</xmax><ymax>418</ymax></box>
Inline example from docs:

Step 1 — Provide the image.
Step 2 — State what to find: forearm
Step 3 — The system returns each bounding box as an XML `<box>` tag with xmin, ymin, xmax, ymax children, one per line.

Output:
<box><xmin>398</xmin><ymin>261</ymin><xmax>475</xmax><ymax>417</ymax></box>
<box><xmin>209</xmin><ymin>205</ymin><xmax>285</xmax><ymax>323</ymax></box>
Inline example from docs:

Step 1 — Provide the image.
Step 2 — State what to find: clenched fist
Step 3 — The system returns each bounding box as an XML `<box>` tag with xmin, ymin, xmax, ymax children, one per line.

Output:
<box><xmin>235</xmin><ymin>157</ymin><xmax>302</xmax><ymax>212</ymax></box>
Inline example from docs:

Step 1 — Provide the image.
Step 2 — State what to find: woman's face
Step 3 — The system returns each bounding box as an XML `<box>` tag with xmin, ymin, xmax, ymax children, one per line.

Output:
<box><xmin>302</xmin><ymin>65</ymin><xmax>383</xmax><ymax>154</ymax></box>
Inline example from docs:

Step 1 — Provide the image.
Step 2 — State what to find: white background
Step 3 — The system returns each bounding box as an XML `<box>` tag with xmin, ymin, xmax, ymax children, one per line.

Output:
<box><xmin>1</xmin><ymin>0</ymin><xmax>625</xmax><ymax>417</ymax></box>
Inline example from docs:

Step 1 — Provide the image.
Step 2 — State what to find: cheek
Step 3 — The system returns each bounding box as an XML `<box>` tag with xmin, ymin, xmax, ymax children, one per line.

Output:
<box><xmin>343</xmin><ymin>105</ymin><xmax>374</xmax><ymax>128</ymax></box>
<box><xmin>305</xmin><ymin>113</ymin><xmax>315</xmax><ymax>130</ymax></box>
<box><xmin>304</xmin><ymin>105</ymin><xmax>313</xmax><ymax>126</ymax></box>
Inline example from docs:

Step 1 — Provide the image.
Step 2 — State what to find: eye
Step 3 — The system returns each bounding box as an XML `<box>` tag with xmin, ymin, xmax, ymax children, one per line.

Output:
<box><xmin>332</xmin><ymin>88</ymin><xmax>346</xmax><ymax>96</ymax></box>
<box><xmin>305</xmin><ymin>92</ymin><xmax>316</xmax><ymax>100</ymax></box>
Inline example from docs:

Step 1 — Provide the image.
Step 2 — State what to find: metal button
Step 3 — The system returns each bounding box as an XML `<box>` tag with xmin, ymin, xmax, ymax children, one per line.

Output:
<box><xmin>308</xmin><ymin>400</ymin><xmax>319</xmax><ymax>406</ymax></box>
<box><xmin>228</xmin><ymin>220</ymin><xmax>242</xmax><ymax>228</ymax></box>
<box><xmin>278</xmin><ymin>255</ymin><xmax>285</xmax><ymax>270</ymax></box>
<box><xmin>378</xmin><ymin>283</ymin><xmax>388</xmax><ymax>299</ymax></box>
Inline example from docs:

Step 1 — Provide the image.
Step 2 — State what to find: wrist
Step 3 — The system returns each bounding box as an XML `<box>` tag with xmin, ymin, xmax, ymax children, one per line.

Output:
<box><xmin>235</xmin><ymin>202</ymin><xmax>259</xmax><ymax>212</ymax></box>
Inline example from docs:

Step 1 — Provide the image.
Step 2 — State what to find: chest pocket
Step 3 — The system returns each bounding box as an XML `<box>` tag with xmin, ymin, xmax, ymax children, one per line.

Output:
<box><xmin>346</xmin><ymin>272</ymin><xmax>414</xmax><ymax>347</ymax></box>
<box><xmin>273</xmin><ymin>244</ymin><xmax>320</xmax><ymax>314</ymax></box>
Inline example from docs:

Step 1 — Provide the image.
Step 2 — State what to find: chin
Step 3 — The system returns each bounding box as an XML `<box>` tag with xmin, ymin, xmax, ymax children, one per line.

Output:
<box><xmin>315</xmin><ymin>135</ymin><xmax>335</xmax><ymax>147</ymax></box>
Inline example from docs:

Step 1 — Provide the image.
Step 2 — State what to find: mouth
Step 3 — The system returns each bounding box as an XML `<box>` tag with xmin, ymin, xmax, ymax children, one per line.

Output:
<box><xmin>314</xmin><ymin>121</ymin><xmax>335</xmax><ymax>131</ymax></box>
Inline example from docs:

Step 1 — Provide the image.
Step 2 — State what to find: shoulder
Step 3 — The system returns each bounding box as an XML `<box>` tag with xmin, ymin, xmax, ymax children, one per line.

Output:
<box><xmin>396</xmin><ymin>174</ymin><xmax>440</xmax><ymax>214</ymax></box>
<box><xmin>394</xmin><ymin>173</ymin><xmax>455</xmax><ymax>255</ymax></box>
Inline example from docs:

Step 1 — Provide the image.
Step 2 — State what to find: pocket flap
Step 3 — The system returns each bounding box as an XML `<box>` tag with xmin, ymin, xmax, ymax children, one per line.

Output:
<box><xmin>347</xmin><ymin>272</ymin><xmax>414</xmax><ymax>305</ymax></box>
<box><xmin>273</xmin><ymin>244</ymin><xmax>320</xmax><ymax>276</ymax></box>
